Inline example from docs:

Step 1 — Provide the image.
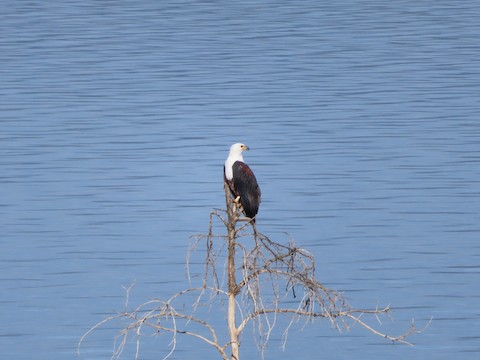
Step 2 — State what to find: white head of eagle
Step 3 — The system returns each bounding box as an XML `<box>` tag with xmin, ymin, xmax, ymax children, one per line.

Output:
<box><xmin>224</xmin><ymin>143</ymin><xmax>261</xmax><ymax>221</ymax></box>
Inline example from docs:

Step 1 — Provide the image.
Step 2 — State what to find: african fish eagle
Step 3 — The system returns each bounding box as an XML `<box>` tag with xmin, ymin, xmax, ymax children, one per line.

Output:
<box><xmin>224</xmin><ymin>143</ymin><xmax>261</xmax><ymax>222</ymax></box>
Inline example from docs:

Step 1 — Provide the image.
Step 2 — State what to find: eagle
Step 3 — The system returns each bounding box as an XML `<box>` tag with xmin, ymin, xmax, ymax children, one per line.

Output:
<box><xmin>224</xmin><ymin>143</ymin><xmax>261</xmax><ymax>222</ymax></box>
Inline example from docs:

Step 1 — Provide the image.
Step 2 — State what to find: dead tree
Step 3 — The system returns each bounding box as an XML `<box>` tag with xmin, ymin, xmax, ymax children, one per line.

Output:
<box><xmin>78</xmin><ymin>183</ymin><xmax>427</xmax><ymax>359</ymax></box>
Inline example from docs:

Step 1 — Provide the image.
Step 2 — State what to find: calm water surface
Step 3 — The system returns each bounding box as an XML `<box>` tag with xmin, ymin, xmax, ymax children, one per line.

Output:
<box><xmin>1</xmin><ymin>1</ymin><xmax>479</xmax><ymax>359</ymax></box>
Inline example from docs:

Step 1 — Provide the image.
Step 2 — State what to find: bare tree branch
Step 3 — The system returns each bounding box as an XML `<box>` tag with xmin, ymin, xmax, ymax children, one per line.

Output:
<box><xmin>79</xmin><ymin>190</ymin><xmax>426</xmax><ymax>359</ymax></box>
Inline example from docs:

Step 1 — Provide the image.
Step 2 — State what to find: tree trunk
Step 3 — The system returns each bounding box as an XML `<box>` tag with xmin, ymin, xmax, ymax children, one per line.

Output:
<box><xmin>225</xmin><ymin>182</ymin><xmax>239</xmax><ymax>360</ymax></box>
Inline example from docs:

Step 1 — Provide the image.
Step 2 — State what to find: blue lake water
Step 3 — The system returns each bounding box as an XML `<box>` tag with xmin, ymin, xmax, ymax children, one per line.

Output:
<box><xmin>1</xmin><ymin>1</ymin><xmax>479</xmax><ymax>359</ymax></box>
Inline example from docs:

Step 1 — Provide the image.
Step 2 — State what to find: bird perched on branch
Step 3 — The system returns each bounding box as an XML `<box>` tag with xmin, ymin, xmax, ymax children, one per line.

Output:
<box><xmin>224</xmin><ymin>143</ymin><xmax>261</xmax><ymax>222</ymax></box>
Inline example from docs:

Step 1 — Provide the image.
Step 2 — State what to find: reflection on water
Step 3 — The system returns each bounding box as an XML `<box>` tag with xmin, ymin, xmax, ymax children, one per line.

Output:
<box><xmin>1</xmin><ymin>1</ymin><xmax>479</xmax><ymax>359</ymax></box>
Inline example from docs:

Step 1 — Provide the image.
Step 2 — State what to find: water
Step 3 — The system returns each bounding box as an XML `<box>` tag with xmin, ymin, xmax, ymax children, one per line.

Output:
<box><xmin>1</xmin><ymin>1</ymin><xmax>479</xmax><ymax>359</ymax></box>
